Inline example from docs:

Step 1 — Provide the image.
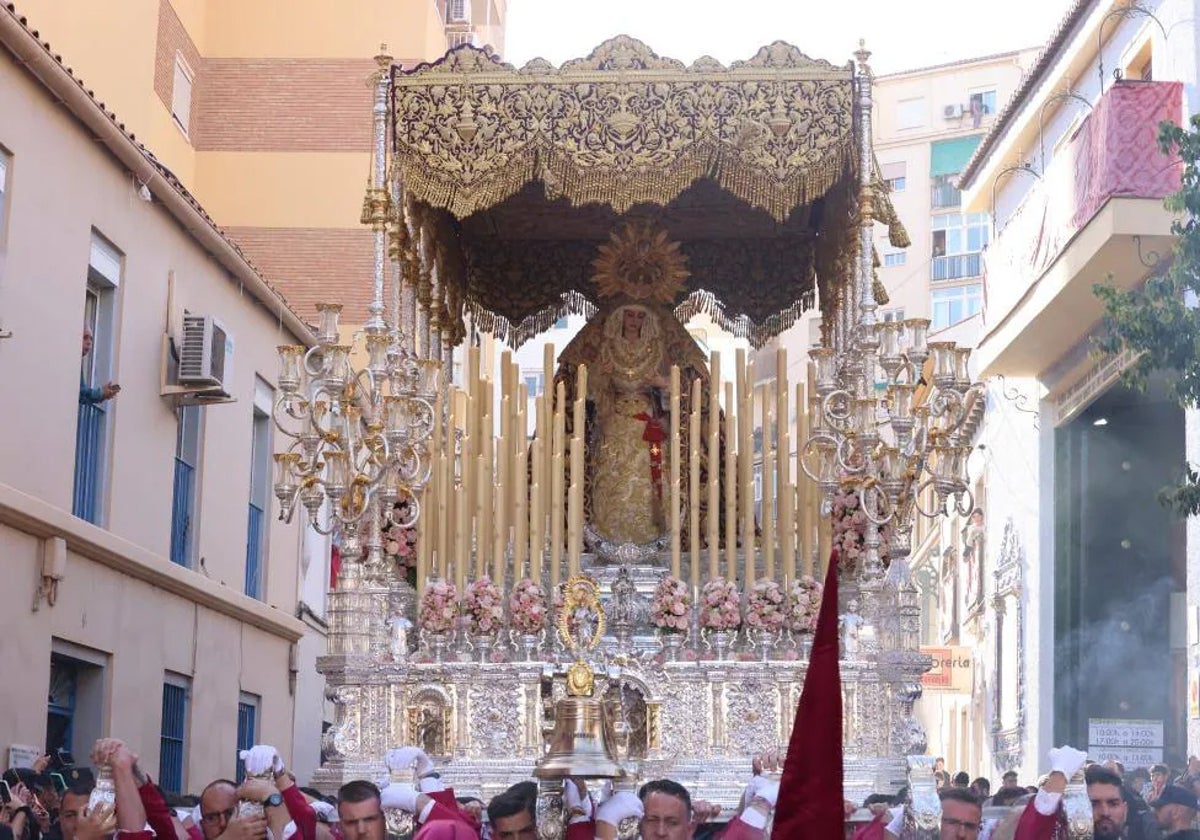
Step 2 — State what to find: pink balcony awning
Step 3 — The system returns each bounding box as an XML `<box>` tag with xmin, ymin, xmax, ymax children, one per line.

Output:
<box><xmin>977</xmin><ymin>81</ymin><xmax>1183</xmax><ymax>379</ymax></box>
<box><xmin>1073</xmin><ymin>80</ymin><xmax>1182</xmax><ymax>228</ymax></box>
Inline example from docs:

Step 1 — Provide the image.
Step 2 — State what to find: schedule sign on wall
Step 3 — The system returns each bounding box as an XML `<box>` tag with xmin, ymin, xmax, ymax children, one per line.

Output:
<box><xmin>1088</xmin><ymin>718</ymin><xmax>1164</xmax><ymax>767</ymax></box>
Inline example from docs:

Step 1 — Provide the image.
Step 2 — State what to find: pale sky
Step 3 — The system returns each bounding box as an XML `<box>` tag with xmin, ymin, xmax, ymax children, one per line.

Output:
<box><xmin>504</xmin><ymin>0</ymin><xmax>1072</xmax><ymax>75</ymax></box>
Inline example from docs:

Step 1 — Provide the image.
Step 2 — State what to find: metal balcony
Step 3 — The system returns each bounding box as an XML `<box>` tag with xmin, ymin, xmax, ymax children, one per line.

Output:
<box><xmin>931</xmin><ymin>253</ymin><xmax>982</xmax><ymax>282</ymax></box>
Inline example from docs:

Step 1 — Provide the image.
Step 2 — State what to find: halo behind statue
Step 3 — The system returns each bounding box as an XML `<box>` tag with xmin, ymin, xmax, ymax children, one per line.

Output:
<box><xmin>592</xmin><ymin>222</ymin><xmax>689</xmax><ymax>304</ymax></box>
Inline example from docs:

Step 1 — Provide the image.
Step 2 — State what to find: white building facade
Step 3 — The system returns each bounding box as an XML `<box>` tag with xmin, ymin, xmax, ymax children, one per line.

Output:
<box><xmin>960</xmin><ymin>0</ymin><xmax>1199</xmax><ymax>777</ymax></box>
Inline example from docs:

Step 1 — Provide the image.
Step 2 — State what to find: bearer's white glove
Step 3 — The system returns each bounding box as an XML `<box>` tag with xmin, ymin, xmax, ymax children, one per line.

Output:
<box><xmin>596</xmin><ymin>792</ymin><xmax>643</xmax><ymax>827</ymax></box>
<box><xmin>751</xmin><ymin>781</ymin><xmax>779</xmax><ymax>808</ymax></box>
<box><xmin>564</xmin><ymin>779</ymin><xmax>593</xmax><ymax>824</ymax></box>
<box><xmin>239</xmin><ymin>745</ymin><xmax>284</xmax><ymax>776</ymax></box>
<box><xmin>1047</xmin><ymin>746</ymin><xmax>1088</xmax><ymax>780</ymax></box>
<box><xmin>379</xmin><ymin>783</ymin><xmax>420</xmax><ymax>813</ymax></box>
<box><xmin>384</xmin><ymin>746</ymin><xmax>433</xmax><ymax>776</ymax></box>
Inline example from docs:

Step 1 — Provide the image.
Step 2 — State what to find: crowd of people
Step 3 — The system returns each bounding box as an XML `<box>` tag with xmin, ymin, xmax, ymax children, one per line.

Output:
<box><xmin>848</xmin><ymin>749</ymin><xmax>1200</xmax><ymax>840</ymax></box>
<box><xmin>0</xmin><ymin>740</ymin><xmax>777</xmax><ymax>840</ymax></box>
<box><xmin>10</xmin><ymin>741</ymin><xmax>1200</xmax><ymax>839</ymax></box>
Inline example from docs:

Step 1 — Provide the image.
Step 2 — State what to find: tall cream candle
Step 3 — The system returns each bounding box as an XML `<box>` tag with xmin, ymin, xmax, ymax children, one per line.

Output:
<box><xmin>464</xmin><ymin>350</ymin><xmax>480</xmax><ymax>581</ymax></box>
<box><xmin>777</xmin><ymin>356</ymin><xmax>795</xmax><ymax>582</ymax></box>
<box><xmin>670</xmin><ymin>365</ymin><xmax>681</xmax><ymax>578</ymax></box>
<box><xmin>707</xmin><ymin>351</ymin><xmax>721</xmax><ymax>580</ymax></box>
<box><xmin>415</xmin><ymin>486</ymin><xmax>431</xmax><ymax>599</ymax></box>
<box><xmin>468</xmin><ymin>347</ymin><xmax>481</xmax><ymax>447</ymax></box>
<box><xmin>494</xmin><ymin>395</ymin><xmax>510</xmax><ymax>585</ymax></box>
<box><xmin>478</xmin><ymin>381</ymin><xmax>493</xmax><ymax>579</ymax></box>
<box><xmin>432</xmin><ymin>452</ymin><xmax>451</xmax><ymax>595</ymax></box>
<box><xmin>433</xmin><ymin>390</ymin><xmax>447</xmax><ymax>585</ymax></box>
<box><xmin>738</xmin><ymin>350</ymin><xmax>754</xmax><ymax>588</ymax></box>
<box><xmin>542</xmin><ymin>343</ymin><xmax>555</xmax><ymax>530</ymax></box>
<box><xmin>514</xmin><ymin>388</ymin><xmax>529</xmax><ymax>578</ymax></box>
<box><xmin>689</xmin><ymin>377</ymin><xmax>701</xmax><ymax>591</ymax></box>
<box><xmin>455</xmin><ymin>435</ymin><xmax>469</xmax><ymax>591</ymax></box>
<box><xmin>762</xmin><ymin>388</ymin><xmax>775</xmax><ymax>581</ymax></box>
<box><xmin>569</xmin><ymin>366</ymin><xmax>587</xmax><ymax>576</ymax></box>
<box><xmin>573</xmin><ymin>364</ymin><xmax>588</xmax><ymax>432</ymax></box>
<box><xmin>501</xmin><ymin>350</ymin><xmax>513</xmax><ymax>409</ymax></box>
<box><xmin>531</xmin><ymin>395</ymin><xmax>545</xmax><ymax>580</ymax></box>
<box><xmin>453</xmin><ymin>439</ymin><xmax>468</xmax><ymax>590</ymax></box>
<box><xmin>811</xmin><ymin>386</ymin><xmax>830</xmax><ymax>578</ymax></box>
<box><xmin>724</xmin><ymin>381</ymin><xmax>737</xmax><ymax>583</ymax></box>
<box><xmin>551</xmin><ymin>381</ymin><xmax>566</xmax><ymax>589</ymax></box>
<box><xmin>442</xmin><ymin>389</ymin><xmax>458</xmax><ymax>581</ymax></box>
<box><xmin>567</xmin><ymin>479</ymin><xmax>581</xmax><ymax>576</ymax></box>
<box><xmin>798</xmin><ymin>382</ymin><xmax>814</xmax><ymax>578</ymax></box>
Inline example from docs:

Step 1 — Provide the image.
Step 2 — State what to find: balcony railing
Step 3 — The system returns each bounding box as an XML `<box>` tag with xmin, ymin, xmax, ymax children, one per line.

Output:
<box><xmin>931</xmin><ymin>253</ymin><xmax>982</xmax><ymax>282</ymax></box>
<box><xmin>931</xmin><ymin>183</ymin><xmax>962</xmax><ymax>208</ymax></box>
<box><xmin>170</xmin><ymin>458</ymin><xmax>194</xmax><ymax>567</ymax></box>
<box><xmin>245</xmin><ymin>502</ymin><xmax>264</xmax><ymax>599</ymax></box>
<box><xmin>72</xmin><ymin>402</ymin><xmax>104</xmax><ymax>523</ymax></box>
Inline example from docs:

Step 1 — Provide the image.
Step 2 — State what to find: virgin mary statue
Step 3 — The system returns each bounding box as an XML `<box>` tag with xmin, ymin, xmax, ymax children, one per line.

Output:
<box><xmin>555</xmin><ymin>223</ymin><xmax>719</xmax><ymax>550</ymax></box>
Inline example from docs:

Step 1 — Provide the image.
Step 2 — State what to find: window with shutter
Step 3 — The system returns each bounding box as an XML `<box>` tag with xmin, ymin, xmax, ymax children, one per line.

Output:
<box><xmin>172</xmin><ymin>55</ymin><xmax>193</xmax><ymax>135</ymax></box>
<box><xmin>159</xmin><ymin>678</ymin><xmax>189</xmax><ymax>794</ymax></box>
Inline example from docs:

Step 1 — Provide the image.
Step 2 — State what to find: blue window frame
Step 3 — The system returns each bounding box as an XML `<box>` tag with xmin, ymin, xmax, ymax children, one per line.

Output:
<box><xmin>235</xmin><ymin>697</ymin><xmax>258</xmax><ymax>782</ymax></box>
<box><xmin>159</xmin><ymin>680</ymin><xmax>188</xmax><ymax>794</ymax></box>
<box><xmin>246</xmin><ymin>404</ymin><xmax>270</xmax><ymax>598</ymax></box>
<box><xmin>171</xmin><ymin>406</ymin><xmax>202</xmax><ymax>566</ymax></box>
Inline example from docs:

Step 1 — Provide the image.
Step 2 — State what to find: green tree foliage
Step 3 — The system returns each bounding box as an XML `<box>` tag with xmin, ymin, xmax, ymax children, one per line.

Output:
<box><xmin>1094</xmin><ymin>117</ymin><xmax>1200</xmax><ymax>515</ymax></box>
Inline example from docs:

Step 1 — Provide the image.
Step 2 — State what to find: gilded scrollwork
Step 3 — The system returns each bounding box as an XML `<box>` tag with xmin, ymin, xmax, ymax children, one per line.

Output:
<box><xmin>386</xmin><ymin>37</ymin><xmax>908</xmax><ymax>350</ymax></box>
<box><xmin>393</xmin><ymin>38</ymin><xmax>856</xmax><ymax>222</ymax></box>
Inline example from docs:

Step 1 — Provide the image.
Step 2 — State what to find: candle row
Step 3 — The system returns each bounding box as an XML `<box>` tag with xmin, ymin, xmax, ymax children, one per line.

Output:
<box><xmin>413</xmin><ymin>345</ymin><xmax>825</xmax><ymax>597</ymax></box>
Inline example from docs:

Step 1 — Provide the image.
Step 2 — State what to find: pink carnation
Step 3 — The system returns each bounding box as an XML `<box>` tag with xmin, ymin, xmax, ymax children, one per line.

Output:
<box><xmin>463</xmin><ymin>576</ymin><xmax>505</xmax><ymax>635</ymax></box>
<box><xmin>651</xmin><ymin>576</ymin><xmax>692</xmax><ymax>632</ymax></box>
<box><xmin>787</xmin><ymin>575</ymin><xmax>824</xmax><ymax>633</ymax></box>
<box><xmin>699</xmin><ymin>578</ymin><xmax>741</xmax><ymax>631</ymax></box>
<box><xmin>506</xmin><ymin>580</ymin><xmax>549</xmax><ymax>633</ymax></box>
<box><xmin>418</xmin><ymin>580</ymin><xmax>459</xmax><ymax>634</ymax></box>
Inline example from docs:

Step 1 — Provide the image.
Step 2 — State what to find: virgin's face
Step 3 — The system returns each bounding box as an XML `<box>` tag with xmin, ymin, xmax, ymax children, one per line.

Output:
<box><xmin>622</xmin><ymin>308</ymin><xmax>647</xmax><ymax>339</ymax></box>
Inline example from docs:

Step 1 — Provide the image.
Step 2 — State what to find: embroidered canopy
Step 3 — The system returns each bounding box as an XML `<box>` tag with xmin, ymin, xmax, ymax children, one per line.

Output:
<box><xmin>390</xmin><ymin>36</ymin><xmax>908</xmax><ymax>348</ymax></box>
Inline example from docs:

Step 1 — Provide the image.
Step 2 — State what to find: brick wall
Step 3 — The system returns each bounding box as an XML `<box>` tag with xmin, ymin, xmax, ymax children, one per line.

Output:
<box><xmin>225</xmin><ymin>227</ymin><xmax>375</xmax><ymax>323</ymax></box>
<box><xmin>194</xmin><ymin>58</ymin><xmax>382</xmax><ymax>152</ymax></box>
<box><xmin>153</xmin><ymin>0</ymin><xmax>202</xmax><ymax>131</ymax></box>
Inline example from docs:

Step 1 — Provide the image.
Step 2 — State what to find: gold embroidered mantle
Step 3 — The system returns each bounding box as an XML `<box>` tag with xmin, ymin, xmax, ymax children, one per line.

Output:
<box><xmin>389</xmin><ymin>37</ymin><xmax>908</xmax><ymax>348</ymax></box>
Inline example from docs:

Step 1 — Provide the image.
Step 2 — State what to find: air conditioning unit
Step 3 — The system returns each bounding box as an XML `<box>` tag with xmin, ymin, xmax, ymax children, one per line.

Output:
<box><xmin>179</xmin><ymin>315</ymin><xmax>230</xmax><ymax>388</ymax></box>
<box><xmin>943</xmin><ymin>104</ymin><xmax>964</xmax><ymax>119</ymax></box>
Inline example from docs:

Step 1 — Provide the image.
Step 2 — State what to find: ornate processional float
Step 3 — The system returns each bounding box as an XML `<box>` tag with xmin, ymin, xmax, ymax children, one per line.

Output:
<box><xmin>270</xmin><ymin>35</ymin><xmax>985</xmax><ymax>830</ymax></box>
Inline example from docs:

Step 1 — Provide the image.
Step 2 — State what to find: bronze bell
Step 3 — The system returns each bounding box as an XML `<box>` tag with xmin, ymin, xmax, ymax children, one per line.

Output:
<box><xmin>534</xmin><ymin>695</ymin><xmax>627</xmax><ymax>780</ymax></box>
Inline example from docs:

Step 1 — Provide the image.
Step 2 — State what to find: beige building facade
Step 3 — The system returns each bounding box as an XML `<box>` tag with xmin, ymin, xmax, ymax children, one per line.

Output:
<box><xmin>0</xmin><ymin>5</ymin><xmax>326</xmax><ymax>788</ymax></box>
<box><xmin>12</xmin><ymin>0</ymin><xmax>507</xmax><ymax>322</ymax></box>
